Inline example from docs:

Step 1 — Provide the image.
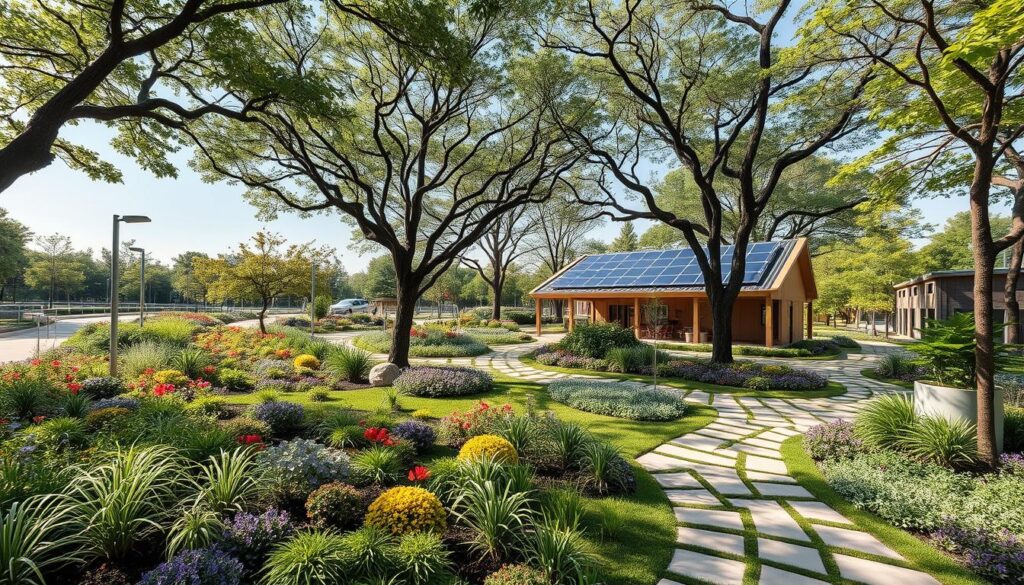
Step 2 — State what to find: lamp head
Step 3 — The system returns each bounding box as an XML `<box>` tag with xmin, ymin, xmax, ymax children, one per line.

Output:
<box><xmin>120</xmin><ymin>215</ymin><xmax>151</xmax><ymax>224</ymax></box>
<box><xmin>128</xmin><ymin>247</ymin><xmax>144</xmax><ymax>253</ymax></box>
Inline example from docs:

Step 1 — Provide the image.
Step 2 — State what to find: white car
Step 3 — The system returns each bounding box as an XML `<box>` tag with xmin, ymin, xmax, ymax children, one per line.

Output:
<box><xmin>330</xmin><ymin>298</ymin><xmax>371</xmax><ymax>314</ymax></box>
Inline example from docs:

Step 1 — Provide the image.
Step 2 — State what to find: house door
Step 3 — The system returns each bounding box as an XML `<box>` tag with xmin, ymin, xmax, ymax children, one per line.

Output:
<box><xmin>608</xmin><ymin>304</ymin><xmax>634</xmax><ymax>329</ymax></box>
<box><xmin>788</xmin><ymin>302</ymin><xmax>793</xmax><ymax>343</ymax></box>
<box><xmin>772</xmin><ymin>300</ymin><xmax>780</xmax><ymax>343</ymax></box>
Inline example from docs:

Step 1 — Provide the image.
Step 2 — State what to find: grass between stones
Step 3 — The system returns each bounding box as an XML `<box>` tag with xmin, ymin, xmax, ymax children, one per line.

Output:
<box><xmin>859</xmin><ymin>368</ymin><xmax>915</xmax><ymax>389</ymax></box>
<box><xmin>519</xmin><ymin>354</ymin><xmax>848</xmax><ymax>399</ymax></box>
<box><xmin>779</xmin><ymin>436</ymin><xmax>988</xmax><ymax>585</ymax></box>
<box><xmin>223</xmin><ymin>374</ymin><xmax>717</xmax><ymax>585</ymax></box>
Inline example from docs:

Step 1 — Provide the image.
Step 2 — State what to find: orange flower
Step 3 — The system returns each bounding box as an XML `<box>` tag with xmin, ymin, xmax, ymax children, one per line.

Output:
<box><xmin>408</xmin><ymin>466</ymin><xmax>431</xmax><ymax>482</ymax></box>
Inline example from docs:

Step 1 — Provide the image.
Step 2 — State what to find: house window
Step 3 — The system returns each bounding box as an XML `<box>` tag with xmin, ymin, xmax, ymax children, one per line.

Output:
<box><xmin>926</xmin><ymin>283</ymin><xmax>934</xmax><ymax>294</ymax></box>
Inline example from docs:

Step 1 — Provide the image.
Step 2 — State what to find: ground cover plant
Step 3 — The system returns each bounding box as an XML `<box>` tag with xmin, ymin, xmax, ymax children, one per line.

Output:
<box><xmin>657</xmin><ymin>338</ymin><xmax>854</xmax><ymax>358</ymax></box>
<box><xmin>799</xmin><ymin>393</ymin><xmax>1024</xmax><ymax>584</ymax></box>
<box><xmin>548</xmin><ymin>380</ymin><xmax>687</xmax><ymax>421</ymax></box>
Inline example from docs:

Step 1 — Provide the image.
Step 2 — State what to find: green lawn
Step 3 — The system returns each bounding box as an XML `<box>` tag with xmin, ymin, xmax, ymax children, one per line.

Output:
<box><xmin>519</xmin><ymin>355</ymin><xmax>848</xmax><ymax>400</ymax></box>
<box><xmin>780</xmin><ymin>437</ymin><xmax>988</xmax><ymax>585</ymax></box>
<box><xmin>813</xmin><ymin>324</ymin><xmax>912</xmax><ymax>345</ymax></box>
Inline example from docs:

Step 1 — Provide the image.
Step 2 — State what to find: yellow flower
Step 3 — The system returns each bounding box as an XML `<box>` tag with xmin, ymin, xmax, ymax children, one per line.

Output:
<box><xmin>365</xmin><ymin>486</ymin><xmax>446</xmax><ymax>535</ymax></box>
<box><xmin>458</xmin><ymin>434</ymin><xmax>518</xmax><ymax>464</ymax></box>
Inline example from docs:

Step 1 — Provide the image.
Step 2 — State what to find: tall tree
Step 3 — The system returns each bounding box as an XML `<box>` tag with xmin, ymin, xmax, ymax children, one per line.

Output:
<box><xmin>361</xmin><ymin>256</ymin><xmax>397</xmax><ymax>300</ymax></box>
<box><xmin>0</xmin><ymin>0</ymin><xmax>306</xmax><ymax>194</ymax></box>
<box><xmin>24</xmin><ymin>234</ymin><xmax>83</xmax><ymax>306</ymax></box>
<box><xmin>608</xmin><ymin>222</ymin><xmax>639</xmax><ymax>252</ymax></box>
<box><xmin>171</xmin><ymin>251</ymin><xmax>211</xmax><ymax>305</ymax></box>
<box><xmin>543</xmin><ymin>0</ymin><xmax>874</xmax><ymax>363</ymax></box>
<box><xmin>918</xmin><ymin>212</ymin><xmax>1011</xmax><ymax>272</ymax></box>
<box><xmin>194</xmin><ymin>231</ymin><xmax>331</xmax><ymax>332</ymax></box>
<box><xmin>190</xmin><ymin>3</ymin><xmax>577</xmax><ymax>366</ymax></box>
<box><xmin>462</xmin><ymin>206</ymin><xmax>536</xmax><ymax>319</ymax></box>
<box><xmin>803</xmin><ymin>0</ymin><xmax>1024</xmax><ymax>467</ymax></box>
<box><xmin>0</xmin><ymin>209</ymin><xmax>31</xmax><ymax>300</ymax></box>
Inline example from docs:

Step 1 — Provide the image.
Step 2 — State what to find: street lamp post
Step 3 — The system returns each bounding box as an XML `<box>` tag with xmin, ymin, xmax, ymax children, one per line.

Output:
<box><xmin>110</xmin><ymin>215</ymin><xmax>151</xmax><ymax>376</ymax></box>
<box><xmin>310</xmin><ymin>261</ymin><xmax>317</xmax><ymax>338</ymax></box>
<box><xmin>129</xmin><ymin>246</ymin><xmax>146</xmax><ymax>327</ymax></box>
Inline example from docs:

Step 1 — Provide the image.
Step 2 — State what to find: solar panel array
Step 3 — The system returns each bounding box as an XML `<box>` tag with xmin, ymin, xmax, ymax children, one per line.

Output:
<box><xmin>548</xmin><ymin>242</ymin><xmax>783</xmax><ymax>290</ymax></box>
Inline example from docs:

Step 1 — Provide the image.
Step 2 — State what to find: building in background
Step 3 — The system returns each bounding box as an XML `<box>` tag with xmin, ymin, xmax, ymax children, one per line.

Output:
<box><xmin>893</xmin><ymin>269</ymin><xmax>1024</xmax><ymax>340</ymax></box>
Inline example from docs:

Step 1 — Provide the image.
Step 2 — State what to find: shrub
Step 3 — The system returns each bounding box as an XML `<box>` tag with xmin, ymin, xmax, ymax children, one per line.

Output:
<box><xmin>393</xmin><ymin>531</ymin><xmax>450</xmax><ymax>585</ymax></box>
<box><xmin>559</xmin><ymin>322</ymin><xmax>640</xmax><ymax>359</ymax></box>
<box><xmin>854</xmin><ymin>394</ymin><xmax>917</xmax><ymax>450</ymax></box>
<box><xmin>582</xmin><ymin>441</ymin><xmax>631</xmax><ymax>495</ymax></box>
<box><xmin>786</xmin><ymin>339</ymin><xmax>842</xmax><ymax>356</ymax></box>
<box><xmin>325</xmin><ymin>346</ymin><xmax>373</xmax><ymax>382</ymax></box>
<box><xmin>1006</xmin><ymin>406</ymin><xmax>1024</xmax><ymax>453</ymax></box>
<box><xmin>218</xmin><ymin>368</ymin><xmax>256</xmax><ymax>392</ymax></box>
<box><xmin>0</xmin><ymin>378</ymin><xmax>55</xmax><ymax>419</ymax></box>
<box><xmin>293</xmin><ymin>354</ymin><xmax>321</xmax><ymax>370</ymax></box>
<box><xmin>138</xmin><ymin>546</ymin><xmax>244</xmax><ymax>585</ymax></box>
<box><xmin>485</xmin><ymin>564</ymin><xmax>549</xmax><ymax>585</ymax></box>
<box><xmin>119</xmin><ymin>340</ymin><xmax>175</xmax><ymax>378</ymax></box>
<box><xmin>221</xmin><ymin>416</ymin><xmax>271</xmax><ymax>439</ymax></box>
<box><xmin>875</xmin><ymin>353</ymin><xmax>922</xmax><ymax>381</ymax></box>
<box><xmin>903</xmin><ymin>416</ymin><xmax>978</xmax><ymax>468</ymax></box>
<box><xmin>255</xmin><ymin>389</ymin><xmax>282</xmax><ymax>403</ymax></box>
<box><xmin>138</xmin><ymin>317</ymin><xmax>201</xmax><ymax>347</ymax></box>
<box><xmin>655</xmin><ymin>358</ymin><xmax>827</xmax><ymax>390</ymax></box>
<box><xmin>222</xmin><ymin>509</ymin><xmax>293</xmax><ymax>570</ymax></box>
<box><xmin>354</xmin><ymin>330</ymin><xmax>490</xmax><ymax>357</ymax></box>
<box><xmin>35</xmin><ymin>417</ymin><xmax>89</xmax><ymax>451</ymax></box>
<box><xmin>173</xmin><ymin>347</ymin><xmax>212</xmax><ymax>379</ymax></box>
<box><xmin>259</xmin><ymin>439</ymin><xmax>350</xmax><ymax>503</ymax></box>
<box><xmin>452</xmin><ymin>477</ymin><xmax>532</xmax><ymax>564</ymax></box>
<box><xmin>308</xmin><ymin>387</ymin><xmax>331</xmax><ymax>402</ymax></box>
<box><xmin>153</xmin><ymin>369</ymin><xmax>189</xmax><ymax>387</ymax></box>
<box><xmin>249</xmin><ymin>401</ymin><xmax>305</xmax><ymax>436</ymax></box>
<box><xmin>394</xmin><ymin>366</ymin><xmax>493</xmax><ymax>397</ymax></box>
<box><xmin>458</xmin><ymin>435</ymin><xmax>519</xmax><ymax>464</ymax></box>
<box><xmin>912</xmin><ymin>312</ymin><xmax>1009</xmax><ymax>387</ymax></box>
<box><xmin>352</xmin><ymin>445</ymin><xmax>403</xmax><ymax>485</ymax></box>
<box><xmin>412</xmin><ymin>409</ymin><xmax>432</xmax><ymax>420</ymax></box>
<box><xmin>61</xmin><ymin>392</ymin><xmax>92</xmax><ymax>418</ymax></box>
<box><xmin>80</xmin><ymin>376</ymin><xmax>124</xmax><ymax>399</ymax></box>
<box><xmin>186</xmin><ymin>396</ymin><xmax>229</xmax><ymax>419</ymax></box>
<box><xmin>551</xmin><ymin>421</ymin><xmax>590</xmax><ymax>471</ymax></box>
<box><xmin>604</xmin><ymin>345</ymin><xmax>669</xmax><ymax>373</ymax></box>
<box><xmin>0</xmin><ymin>495</ymin><xmax>79</xmax><ymax>584</ymax></box>
<box><xmin>932</xmin><ymin>524</ymin><xmax>1024</xmax><ymax>584</ymax></box>
<box><xmin>84</xmin><ymin>406</ymin><xmax>132</xmax><ymax>430</ymax></box>
<box><xmin>392</xmin><ymin>420</ymin><xmax>436</xmax><ymax>452</ymax></box>
<box><xmin>365</xmin><ymin>486</ymin><xmax>447</xmax><ymax>535</ymax></box>
<box><xmin>547</xmin><ymin>379</ymin><xmax>686</xmax><ymax>421</ymax></box>
<box><xmin>305</xmin><ymin>482</ymin><xmax>363</xmax><ymax>529</ymax></box>
<box><xmin>804</xmin><ymin>420</ymin><xmax>863</xmax><ymax>461</ymax></box>
<box><xmin>530</xmin><ymin>520</ymin><xmax>592</xmax><ymax>584</ymax></box>
<box><xmin>261</xmin><ymin>530</ymin><xmax>349</xmax><ymax>585</ymax></box>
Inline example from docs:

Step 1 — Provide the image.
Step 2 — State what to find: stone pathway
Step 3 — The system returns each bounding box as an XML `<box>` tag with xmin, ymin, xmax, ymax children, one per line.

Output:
<box><xmin>477</xmin><ymin>340</ymin><xmax>943</xmax><ymax>585</ymax></box>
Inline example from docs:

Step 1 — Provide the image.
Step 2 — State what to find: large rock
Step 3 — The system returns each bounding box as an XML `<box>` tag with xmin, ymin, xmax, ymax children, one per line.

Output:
<box><xmin>369</xmin><ymin>363</ymin><xmax>402</xmax><ymax>387</ymax></box>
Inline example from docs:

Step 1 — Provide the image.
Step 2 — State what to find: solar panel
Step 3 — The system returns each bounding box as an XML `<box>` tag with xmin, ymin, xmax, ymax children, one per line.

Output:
<box><xmin>548</xmin><ymin>242</ymin><xmax>783</xmax><ymax>290</ymax></box>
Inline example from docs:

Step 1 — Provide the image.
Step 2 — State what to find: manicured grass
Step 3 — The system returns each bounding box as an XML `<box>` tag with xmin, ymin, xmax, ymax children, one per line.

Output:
<box><xmin>860</xmin><ymin>368</ymin><xmax>915</xmax><ymax>389</ymax></box>
<box><xmin>519</xmin><ymin>355</ymin><xmax>848</xmax><ymax>400</ymax></box>
<box><xmin>351</xmin><ymin>331</ymin><xmax>491</xmax><ymax>357</ymax></box>
<box><xmin>583</xmin><ymin>467</ymin><xmax>678</xmax><ymax>585</ymax></box>
<box><xmin>813</xmin><ymin>324</ymin><xmax>912</xmax><ymax>345</ymax></box>
<box><xmin>780</xmin><ymin>436</ymin><xmax>988</xmax><ymax>585</ymax></box>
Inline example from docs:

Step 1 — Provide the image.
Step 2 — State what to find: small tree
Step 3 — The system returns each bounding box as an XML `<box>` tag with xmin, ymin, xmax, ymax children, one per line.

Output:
<box><xmin>641</xmin><ymin>298</ymin><xmax>667</xmax><ymax>390</ymax></box>
<box><xmin>608</xmin><ymin>223</ymin><xmax>639</xmax><ymax>252</ymax></box>
<box><xmin>24</xmin><ymin>234</ymin><xmax>83</xmax><ymax>307</ymax></box>
<box><xmin>462</xmin><ymin>206</ymin><xmax>537</xmax><ymax>320</ymax></box>
<box><xmin>194</xmin><ymin>231</ymin><xmax>332</xmax><ymax>333</ymax></box>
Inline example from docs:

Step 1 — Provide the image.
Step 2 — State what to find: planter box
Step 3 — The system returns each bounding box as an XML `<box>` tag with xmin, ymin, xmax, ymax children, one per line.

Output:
<box><xmin>913</xmin><ymin>380</ymin><xmax>1005</xmax><ymax>453</ymax></box>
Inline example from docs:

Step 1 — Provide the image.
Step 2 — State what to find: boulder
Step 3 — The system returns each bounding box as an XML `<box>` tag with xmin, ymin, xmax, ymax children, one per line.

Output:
<box><xmin>369</xmin><ymin>363</ymin><xmax>402</xmax><ymax>387</ymax></box>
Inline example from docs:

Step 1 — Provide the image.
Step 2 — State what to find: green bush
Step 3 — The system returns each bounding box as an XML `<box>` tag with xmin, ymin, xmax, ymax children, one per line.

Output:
<box><xmin>172</xmin><ymin>347</ymin><xmax>211</xmax><ymax>379</ymax></box>
<box><xmin>137</xmin><ymin>317</ymin><xmax>199</xmax><ymax>347</ymax></box>
<box><xmin>393</xmin><ymin>532</ymin><xmax>450</xmax><ymax>585</ymax></box>
<box><xmin>305</xmin><ymin>482</ymin><xmax>363</xmax><ymax>529</ymax></box>
<box><xmin>604</xmin><ymin>345</ymin><xmax>669</xmax><ymax>373</ymax></box>
<box><xmin>484</xmin><ymin>564</ymin><xmax>549</xmax><ymax>585</ymax></box>
<box><xmin>119</xmin><ymin>341</ymin><xmax>176</xmax><ymax>378</ymax></box>
<box><xmin>1006</xmin><ymin>406</ymin><xmax>1024</xmax><ymax>453</ymax></box>
<box><xmin>184</xmin><ymin>396</ymin><xmax>229</xmax><ymax>419</ymax></box>
<box><xmin>0</xmin><ymin>378</ymin><xmax>55</xmax><ymax>419</ymax></box>
<box><xmin>912</xmin><ymin>312</ymin><xmax>1009</xmax><ymax>387</ymax></box>
<box><xmin>854</xmin><ymin>394</ymin><xmax>917</xmax><ymax>450</ymax></box>
<box><xmin>353</xmin><ymin>331</ymin><xmax>490</xmax><ymax>357</ymax></box>
<box><xmin>313</xmin><ymin>295</ymin><xmax>332</xmax><ymax>321</ymax></box>
<box><xmin>261</xmin><ymin>530</ymin><xmax>350</xmax><ymax>585</ymax></box>
<box><xmin>220</xmin><ymin>416</ymin><xmax>271</xmax><ymax>439</ymax></box>
<box><xmin>463</xmin><ymin>328</ymin><xmax>532</xmax><ymax>345</ymax></box>
<box><xmin>559</xmin><ymin>322</ymin><xmax>640</xmax><ymax>359</ymax></box>
<box><xmin>218</xmin><ymin>368</ymin><xmax>255</xmax><ymax>392</ymax></box>
<box><xmin>351</xmin><ymin>446</ymin><xmax>403</xmax><ymax>486</ymax></box>
<box><xmin>325</xmin><ymin>346</ymin><xmax>373</xmax><ymax>383</ymax></box>
<box><xmin>903</xmin><ymin>416</ymin><xmax>978</xmax><ymax>468</ymax></box>
<box><xmin>548</xmin><ymin>379</ymin><xmax>686</xmax><ymax>421</ymax></box>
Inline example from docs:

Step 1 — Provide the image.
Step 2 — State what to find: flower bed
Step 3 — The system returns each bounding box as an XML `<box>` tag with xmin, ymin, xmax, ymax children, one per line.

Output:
<box><xmin>353</xmin><ymin>329</ymin><xmax>489</xmax><ymax>357</ymax></box>
<box><xmin>393</xmin><ymin>366</ymin><xmax>493</xmax><ymax>397</ymax></box>
<box><xmin>548</xmin><ymin>379</ymin><xmax>687</xmax><ymax>421</ymax></box>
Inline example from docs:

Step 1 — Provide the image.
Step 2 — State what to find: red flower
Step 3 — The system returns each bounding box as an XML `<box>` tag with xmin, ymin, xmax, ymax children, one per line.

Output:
<box><xmin>363</xmin><ymin>427</ymin><xmax>395</xmax><ymax>446</ymax></box>
<box><xmin>30</xmin><ymin>359</ymin><xmax>41</xmax><ymax>367</ymax></box>
<box><xmin>143</xmin><ymin>368</ymin><xmax>156</xmax><ymax>376</ymax></box>
<box><xmin>238</xmin><ymin>434</ymin><xmax>265</xmax><ymax>450</ymax></box>
<box><xmin>408</xmin><ymin>466</ymin><xmax>431</xmax><ymax>482</ymax></box>
<box><xmin>49</xmin><ymin>360</ymin><xmax>61</xmax><ymax>368</ymax></box>
<box><xmin>67</xmin><ymin>382</ymin><xmax>82</xmax><ymax>395</ymax></box>
<box><xmin>31</xmin><ymin>415</ymin><xmax>45</xmax><ymax>424</ymax></box>
<box><xmin>152</xmin><ymin>383</ymin><xmax>176</xmax><ymax>397</ymax></box>
<box><xmin>64</xmin><ymin>374</ymin><xmax>74</xmax><ymax>382</ymax></box>
<box><xmin>478</xmin><ymin>402</ymin><xmax>490</xmax><ymax>410</ymax></box>
<box><xmin>203</xmin><ymin>365</ymin><xmax>216</xmax><ymax>375</ymax></box>
<box><xmin>71</xmin><ymin>366</ymin><xmax>79</xmax><ymax>373</ymax></box>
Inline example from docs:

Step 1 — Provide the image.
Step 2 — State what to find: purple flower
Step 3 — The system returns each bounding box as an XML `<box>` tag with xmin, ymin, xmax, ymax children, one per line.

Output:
<box><xmin>249</xmin><ymin>401</ymin><xmax>304</xmax><ymax>435</ymax></box>
<box><xmin>805</xmin><ymin>420</ymin><xmax>863</xmax><ymax>461</ymax></box>
<box><xmin>138</xmin><ymin>547</ymin><xmax>244</xmax><ymax>585</ymax></box>
<box><xmin>393</xmin><ymin>366</ymin><xmax>492</xmax><ymax>397</ymax></box>
<box><xmin>932</xmin><ymin>523</ymin><xmax>1024</xmax><ymax>583</ymax></box>
<box><xmin>222</xmin><ymin>509</ymin><xmax>293</xmax><ymax>570</ymax></box>
<box><xmin>392</xmin><ymin>420</ymin><xmax>436</xmax><ymax>452</ymax></box>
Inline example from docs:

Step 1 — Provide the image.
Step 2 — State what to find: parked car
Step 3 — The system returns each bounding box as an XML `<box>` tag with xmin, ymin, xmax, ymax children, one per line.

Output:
<box><xmin>330</xmin><ymin>298</ymin><xmax>371</xmax><ymax>314</ymax></box>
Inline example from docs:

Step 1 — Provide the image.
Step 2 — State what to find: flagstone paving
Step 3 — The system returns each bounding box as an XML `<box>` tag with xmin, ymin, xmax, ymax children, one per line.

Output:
<box><xmin>474</xmin><ymin>338</ymin><xmax>944</xmax><ymax>585</ymax></box>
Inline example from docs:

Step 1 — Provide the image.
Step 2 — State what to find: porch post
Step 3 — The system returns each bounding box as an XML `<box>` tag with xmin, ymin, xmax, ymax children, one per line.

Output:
<box><xmin>535</xmin><ymin>298</ymin><xmax>542</xmax><ymax>336</ymax></box>
<box><xmin>806</xmin><ymin>301</ymin><xmax>813</xmax><ymax>340</ymax></box>
<box><xmin>692</xmin><ymin>298</ymin><xmax>700</xmax><ymax>342</ymax></box>
<box><xmin>633</xmin><ymin>297</ymin><xmax>640</xmax><ymax>338</ymax></box>
<box><xmin>765</xmin><ymin>296</ymin><xmax>774</xmax><ymax>347</ymax></box>
<box><xmin>567</xmin><ymin>297</ymin><xmax>575</xmax><ymax>332</ymax></box>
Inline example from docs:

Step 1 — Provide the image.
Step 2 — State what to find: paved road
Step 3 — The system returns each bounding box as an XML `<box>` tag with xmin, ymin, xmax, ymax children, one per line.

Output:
<box><xmin>0</xmin><ymin>315</ymin><xmax>139</xmax><ymax>363</ymax></box>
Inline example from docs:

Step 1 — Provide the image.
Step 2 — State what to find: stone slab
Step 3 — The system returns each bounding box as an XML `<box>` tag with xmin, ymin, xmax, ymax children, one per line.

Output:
<box><xmin>786</xmin><ymin>501</ymin><xmax>852</xmax><ymax>525</ymax></box>
<box><xmin>753</xmin><ymin>482</ymin><xmax>814</xmax><ymax>498</ymax></box>
<box><xmin>745</xmin><ymin>455</ymin><xmax>789</xmax><ymax>475</ymax></box>
<box><xmin>816</xmin><ymin>524</ymin><xmax>902</xmax><ymax>559</ymax></box>
<box><xmin>759</xmin><ymin>566</ymin><xmax>829</xmax><ymax>585</ymax></box>
<box><xmin>834</xmin><ymin>554</ymin><xmax>941</xmax><ymax>585</ymax></box>
<box><xmin>653</xmin><ymin>472</ymin><xmax>703</xmax><ymax>489</ymax></box>
<box><xmin>678</xmin><ymin>526</ymin><xmax>746</xmax><ymax>556</ymax></box>
<box><xmin>667</xmin><ymin>548</ymin><xmax>746</xmax><ymax>585</ymax></box>
<box><xmin>666</xmin><ymin>488</ymin><xmax>721</xmax><ymax>506</ymax></box>
<box><xmin>729</xmin><ymin>499</ymin><xmax>809</xmax><ymax>542</ymax></box>
<box><xmin>675</xmin><ymin>507</ymin><xmax>745</xmax><ymax>531</ymax></box>
<box><xmin>757</xmin><ymin>538</ymin><xmax>826</xmax><ymax>574</ymax></box>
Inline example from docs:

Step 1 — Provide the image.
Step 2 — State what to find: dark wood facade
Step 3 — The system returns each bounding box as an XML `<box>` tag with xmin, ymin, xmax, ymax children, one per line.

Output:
<box><xmin>893</xmin><ymin>269</ymin><xmax>1024</xmax><ymax>339</ymax></box>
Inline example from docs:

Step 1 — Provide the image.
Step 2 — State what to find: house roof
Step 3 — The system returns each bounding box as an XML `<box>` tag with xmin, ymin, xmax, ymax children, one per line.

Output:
<box><xmin>894</xmin><ymin>268</ymin><xmax>1012</xmax><ymax>289</ymax></box>
<box><xmin>531</xmin><ymin>238</ymin><xmax>816</xmax><ymax>299</ymax></box>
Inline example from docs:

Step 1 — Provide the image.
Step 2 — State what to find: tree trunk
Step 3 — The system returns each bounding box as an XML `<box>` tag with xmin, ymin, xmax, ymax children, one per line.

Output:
<box><xmin>258</xmin><ymin>298</ymin><xmax>269</xmax><ymax>334</ymax></box>
<box><xmin>970</xmin><ymin>154</ymin><xmax>999</xmax><ymax>469</ymax></box>
<box><xmin>1004</xmin><ymin>237</ymin><xmax>1022</xmax><ymax>344</ymax></box>
<box><xmin>491</xmin><ymin>275</ymin><xmax>503</xmax><ymax>321</ymax></box>
<box><xmin>708</xmin><ymin>287</ymin><xmax>737</xmax><ymax>363</ymax></box>
<box><xmin>870</xmin><ymin>311</ymin><xmax>877</xmax><ymax>336</ymax></box>
<box><xmin>390</xmin><ymin>280</ymin><xmax>418</xmax><ymax>367</ymax></box>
